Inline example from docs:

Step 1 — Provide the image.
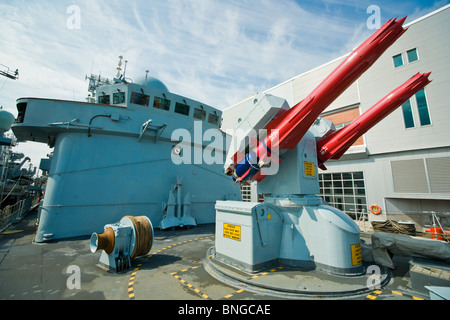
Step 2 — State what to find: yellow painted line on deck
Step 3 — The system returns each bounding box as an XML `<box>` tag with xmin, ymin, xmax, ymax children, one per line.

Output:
<box><xmin>127</xmin><ymin>235</ymin><xmax>215</xmax><ymax>300</ymax></box>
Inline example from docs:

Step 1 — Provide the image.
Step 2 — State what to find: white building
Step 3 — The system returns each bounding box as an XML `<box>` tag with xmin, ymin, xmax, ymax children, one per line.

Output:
<box><xmin>223</xmin><ymin>5</ymin><xmax>450</xmax><ymax>231</ymax></box>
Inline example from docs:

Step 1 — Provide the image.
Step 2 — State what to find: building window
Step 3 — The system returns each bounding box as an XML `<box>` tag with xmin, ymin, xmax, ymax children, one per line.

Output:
<box><xmin>175</xmin><ymin>102</ymin><xmax>190</xmax><ymax>116</ymax></box>
<box><xmin>113</xmin><ymin>92</ymin><xmax>125</xmax><ymax>104</ymax></box>
<box><xmin>401</xmin><ymin>89</ymin><xmax>431</xmax><ymax>129</ymax></box>
<box><xmin>402</xmin><ymin>100</ymin><xmax>415</xmax><ymax>128</ymax></box>
<box><xmin>153</xmin><ymin>96</ymin><xmax>170</xmax><ymax>111</ymax></box>
<box><xmin>130</xmin><ymin>92</ymin><xmax>150</xmax><ymax>106</ymax></box>
<box><xmin>322</xmin><ymin>106</ymin><xmax>364</xmax><ymax>146</ymax></box>
<box><xmin>319</xmin><ymin>172</ymin><xmax>368</xmax><ymax>219</ymax></box>
<box><xmin>240</xmin><ymin>184</ymin><xmax>252</xmax><ymax>202</ymax></box>
<box><xmin>407</xmin><ymin>48</ymin><xmax>419</xmax><ymax>63</ymax></box>
<box><xmin>393</xmin><ymin>54</ymin><xmax>404</xmax><ymax>68</ymax></box>
<box><xmin>415</xmin><ymin>89</ymin><xmax>431</xmax><ymax>126</ymax></box>
<box><xmin>394</xmin><ymin>48</ymin><xmax>419</xmax><ymax>68</ymax></box>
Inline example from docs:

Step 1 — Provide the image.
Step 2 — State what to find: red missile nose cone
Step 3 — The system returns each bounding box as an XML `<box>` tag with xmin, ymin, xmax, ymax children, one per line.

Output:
<box><xmin>396</xmin><ymin>16</ymin><xmax>407</xmax><ymax>25</ymax></box>
<box><xmin>423</xmin><ymin>72</ymin><xmax>432</xmax><ymax>78</ymax></box>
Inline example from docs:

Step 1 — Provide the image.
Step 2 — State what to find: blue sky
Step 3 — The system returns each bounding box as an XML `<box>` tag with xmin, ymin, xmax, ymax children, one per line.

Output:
<box><xmin>0</xmin><ymin>0</ymin><xmax>448</xmax><ymax>169</ymax></box>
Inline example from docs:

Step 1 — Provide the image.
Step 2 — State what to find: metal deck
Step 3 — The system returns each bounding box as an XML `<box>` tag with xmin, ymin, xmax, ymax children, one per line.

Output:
<box><xmin>0</xmin><ymin>210</ymin><xmax>429</xmax><ymax>301</ymax></box>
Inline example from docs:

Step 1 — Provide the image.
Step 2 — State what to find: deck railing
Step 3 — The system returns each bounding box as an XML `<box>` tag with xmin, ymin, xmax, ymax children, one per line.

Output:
<box><xmin>0</xmin><ymin>197</ymin><xmax>37</xmax><ymax>232</ymax></box>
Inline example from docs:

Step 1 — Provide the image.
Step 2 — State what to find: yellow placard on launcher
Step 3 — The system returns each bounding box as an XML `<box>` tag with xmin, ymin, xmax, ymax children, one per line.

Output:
<box><xmin>304</xmin><ymin>162</ymin><xmax>315</xmax><ymax>177</ymax></box>
<box><xmin>223</xmin><ymin>223</ymin><xmax>241</xmax><ymax>242</ymax></box>
<box><xmin>351</xmin><ymin>243</ymin><xmax>362</xmax><ymax>266</ymax></box>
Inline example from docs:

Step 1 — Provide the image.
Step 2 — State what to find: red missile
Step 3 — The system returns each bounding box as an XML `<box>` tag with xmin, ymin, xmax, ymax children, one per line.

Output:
<box><xmin>231</xmin><ymin>17</ymin><xmax>408</xmax><ymax>183</ymax></box>
<box><xmin>317</xmin><ymin>72</ymin><xmax>432</xmax><ymax>169</ymax></box>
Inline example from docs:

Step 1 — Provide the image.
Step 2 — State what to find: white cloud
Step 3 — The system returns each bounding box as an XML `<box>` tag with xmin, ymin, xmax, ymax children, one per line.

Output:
<box><xmin>0</xmin><ymin>0</ymin><xmax>446</xmax><ymax>170</ymax></box>
<box><xmin>0</xmin><ymin>0</ymin><xmax>368</xmax><ymax>110</ymax></box>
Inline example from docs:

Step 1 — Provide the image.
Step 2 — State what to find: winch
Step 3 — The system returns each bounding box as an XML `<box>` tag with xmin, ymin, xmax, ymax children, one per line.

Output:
<box><xmin>90</xmin><ymin>216</ymin><xmax>154</xmax><ymax>272</ymax></box>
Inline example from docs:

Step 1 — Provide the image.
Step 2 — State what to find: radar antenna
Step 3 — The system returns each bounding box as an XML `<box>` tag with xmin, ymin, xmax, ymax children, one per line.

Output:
<box><xmin>85</xmin><ymin>73</ymin><xmax>112</xmax><ymax>94</ymax></box>
<box><xmin>115</xmin><ymin>55</ymin><xmax>123</xmax><ymax>79</ymax></box>
<box><xmin>113</xmin><ymin>55</ymin><xmax>132</xmax><ymax>83</ymax></box>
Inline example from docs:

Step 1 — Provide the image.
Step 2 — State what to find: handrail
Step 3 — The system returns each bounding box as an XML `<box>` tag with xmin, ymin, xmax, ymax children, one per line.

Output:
<box><xmin>0</xmin><ymin>197</ymin><xmax>35</xmax><ymax>232</ymax></box>
<box><xmin>138</xmin><ymin>119</ymin><xmax>167</xmax><ymax>143</ymax></box>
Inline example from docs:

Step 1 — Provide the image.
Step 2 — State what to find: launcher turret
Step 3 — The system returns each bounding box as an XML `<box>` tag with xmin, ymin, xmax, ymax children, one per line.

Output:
<box><xmin>227</xmin><ymin>17</ymin><xmax>408</xmax><ymax>184</ymax></box>
<box><xmin>212</xmin><ymin>17</ymin><xmax>433</xmax><ymax>279</ymax></box>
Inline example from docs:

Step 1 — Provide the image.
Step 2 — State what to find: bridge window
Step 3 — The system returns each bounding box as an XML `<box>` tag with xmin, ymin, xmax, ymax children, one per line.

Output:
<box><xmin>175</xmin><ymin>102</ymin><xmax>190</xmax><ymax>116</ymax></box>
<box><xmin>113</xmin><ymin>92</ymin><xmax>125</xmax><ymax>104</ymax></box>
<box><xmin>131</xmin><ymin>92</ymin><xmax>150</xmax><ymax>106</ymax></box>
<box><xmin>153</xmin><ymin>96</ymin><xmax>171</xmax><ymax>111</ymax></box>
<box><xmin>208</xmin><ymin>113</ymin><xmax>219</xmax><ymax>125</ymax></box>
<box><xmin>193</xmin><ymin>108</ymin><xmax>206</xmax><ymax>120</ymax></box>
<box><xmin>98</xmin><ymin>94</ymin><xmax>110</xmax><ymax>104</ymax></box>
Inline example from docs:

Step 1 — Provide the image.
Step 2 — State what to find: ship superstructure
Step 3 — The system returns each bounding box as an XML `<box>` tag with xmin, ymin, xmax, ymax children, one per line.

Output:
<box><xmin>12</xmin><ymin>58</ymin><xmax>240</xmax><ymax>242</ymax></box>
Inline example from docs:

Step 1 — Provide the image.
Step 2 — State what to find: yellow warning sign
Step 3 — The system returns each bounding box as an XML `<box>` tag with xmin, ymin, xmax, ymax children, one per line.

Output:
<box><xmin>304</xmin><ymin>162</ymin><xmax>315</xmax><ymax>177</ymax></box>
<box><xmin>223</xmin><ymin>223</ymin><xmax>241</xmax><ymax>242</ymax></box>
<box><xmin>351</xmin><ymin>243</ymin><xmax>362</xmax><ymax>266</ymax></box>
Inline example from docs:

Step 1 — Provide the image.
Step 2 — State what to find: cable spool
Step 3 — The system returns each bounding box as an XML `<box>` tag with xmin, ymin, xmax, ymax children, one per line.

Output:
<box><xmin>90</xmin><ymin>216</ymin><xmax>154</xmax><ymax>272</ymax></box>
<box><xmin>123</xmin><ymin>216</ymin><xmax>154</xmax><ymax>259</ymax></box>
